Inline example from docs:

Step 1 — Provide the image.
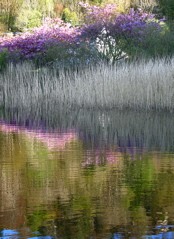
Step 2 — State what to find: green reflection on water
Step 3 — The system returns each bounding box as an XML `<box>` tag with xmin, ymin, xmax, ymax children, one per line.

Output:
<box><xmin>0</xmin><ymin>128</ymin><xmax>174</xmax><ymax>238</ymax></box>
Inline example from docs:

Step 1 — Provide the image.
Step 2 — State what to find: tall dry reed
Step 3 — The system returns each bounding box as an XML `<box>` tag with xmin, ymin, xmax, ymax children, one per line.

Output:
<box><xmin>1</xmin><ymin>58</ymin><xmax>174</xmax><ymax>111</ymax></box>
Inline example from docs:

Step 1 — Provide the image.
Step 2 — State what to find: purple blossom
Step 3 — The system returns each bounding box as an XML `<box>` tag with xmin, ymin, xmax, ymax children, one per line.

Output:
<box><xmin>0</xmin><ymin>17</ymin><xmax>80</xmax><ymax>60</ymax></box>
<box><xmin>0</xmin><ymin>5</ymin><xmax>164</xmax><ymax>62</ymax></box>
<box><xmin>80</xmin><ymin>5</ymin><xmax>162</xmax><ymax>45</ymax></box>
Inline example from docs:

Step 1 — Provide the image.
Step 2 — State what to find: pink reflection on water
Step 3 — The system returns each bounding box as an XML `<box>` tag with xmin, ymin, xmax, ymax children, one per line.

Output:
<box><xmin>0</xmin><ymin>123</ymin><xmax>78</xmax><ymax>150</ymax></box>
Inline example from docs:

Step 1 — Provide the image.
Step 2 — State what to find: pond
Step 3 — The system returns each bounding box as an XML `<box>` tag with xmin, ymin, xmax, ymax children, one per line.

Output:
<box><xmin>0</xmin><ymin>109</ymin><xmax>174</xmax><ymax>239</ymax></box>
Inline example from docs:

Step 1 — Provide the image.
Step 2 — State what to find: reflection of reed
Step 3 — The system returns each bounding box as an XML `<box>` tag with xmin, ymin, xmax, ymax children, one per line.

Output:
<box><xmin>82</xmin><ymin>150</ymin><xmax>122</xmax><ymax>166</ymax></box>
<box><xmin>2</xmin><ymin>109</ymin><xmax>174</xmax><ymax>151</ymax></box>
<box><xmin>76</xmin><ymin>110</ymin><xmax>174</xmax><ymax>152</ymax></box>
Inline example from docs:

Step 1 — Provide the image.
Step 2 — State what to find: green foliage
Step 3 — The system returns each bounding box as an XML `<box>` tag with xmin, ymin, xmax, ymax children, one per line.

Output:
<box><xmin>0</xmin><ymin>0</ymin><xmax>23</xmax><ymax>30</ymax></box>
<box><xmin>37</xmin><ymin>0</ymin><xmax>54</xmax><ymax>17</ymax></box>
<box><xmin>90</xmin><ymin>0</ymin><xmax>103</xmax><ymax>5</ymax></box>
<box><xmin>0</xmin><ymin>21</ymin><xmax>7</xmax><ymax>33</ymax></box>
<box><xmin>130</xmin><ymin>0</ymin><xmax>157</xmax><ymax>12</ymax></box>
<box><xmin>158</xmin><ymin>0</ymin><xmax>174</xmax><ymax>19</ymax></box>
<box><xmin>0</xmin><ymin>13</ymin><xmax>16</xmax><ymax>31</ymax></box>
<box><xmin>15</xmin><ymin>9</ymin><xmax>42</xmax><ymax>30</ymax></box>
<box><xmin>62</xmin><ymin>7</ymin><xmax>79</xmax><ymax>26</ymax></box>
<box><xmin>13</xmin><ymin>0</ymin><xmax>54</xmax><ymax>31</ymax></box>
<box><xmin>40</xmin><ymin>42</ymin><xmax>101</xmax><ymax>69</ymax></box>
<box><xmin>0</xmin><ymin>49</ymin><xmax>8</xmax><ymax>72</ymax></box>
<box><xmin>124</xmin><ymin>24</ymin><xmax>174</xmax><ymax>60</ymax></box>
<box><xmin>27</xmin><ymin>10</ymin><xmax>42</xmax><ymax>28</ymax></box>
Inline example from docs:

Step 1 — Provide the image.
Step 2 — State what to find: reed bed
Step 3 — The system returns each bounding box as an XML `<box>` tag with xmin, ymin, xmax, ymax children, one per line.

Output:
<box><xmin>1</xmin><ymin>58</ymin><xmax>174</xmax><ymax>111</ymax></box>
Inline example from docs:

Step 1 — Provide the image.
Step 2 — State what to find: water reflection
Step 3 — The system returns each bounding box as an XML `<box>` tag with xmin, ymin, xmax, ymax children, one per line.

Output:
<box><xmin>1</xmin><ymin>230</ymin><xmax>174</xmax><ymax>239</ymax></box>
<box><xmin>0</xmin><ymin>110</ymin><xmax>174</xmax><ymax>238</ymax></box>
<box><xmin>0</xmin><ymin>229</ymin><xmax>52</xmax><ymax>239</ymax></box>
<box><xmin>0</xmin><ymin>123</ymin><xmax>77</xmax><ymax>151</ymax></box>
<box><xmin>3</xmin><ymin>108</ymin><xmax>174</xmax><ymax>151</ymax></box>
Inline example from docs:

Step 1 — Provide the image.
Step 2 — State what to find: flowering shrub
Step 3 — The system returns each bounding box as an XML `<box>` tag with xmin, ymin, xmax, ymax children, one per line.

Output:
<box><xmin>0</xmin><ymin>18</ymin><xmax>79</xmax><ymax>60</ymax></box>
<box><xmin>79</xmin><ymin>2</ymin><xmax>118</xmax><ymax>24</ymax></box>
<box><xmin>0</xmin><ymin>3</ymin><xmax>166</xmax><ymax>64</ymax></box>
<box><xmin>79</xmin><ymin>5</ymin><xmax>163</xmax><ymax>61</ymax></box>
<box><xmin>108</xmin><ymin>9</ymin><xmax>161</xmax><ymax>40</ymax></box>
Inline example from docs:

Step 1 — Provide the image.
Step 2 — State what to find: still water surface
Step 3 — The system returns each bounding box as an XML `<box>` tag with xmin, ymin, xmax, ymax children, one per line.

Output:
<box><xmin>0</xmin><ymin>109</ymin><xmax>174</xmax><ymax>239</ymax></box>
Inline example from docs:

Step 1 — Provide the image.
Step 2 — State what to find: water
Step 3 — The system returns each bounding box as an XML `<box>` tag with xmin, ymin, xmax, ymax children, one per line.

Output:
<box><xmin>0</xmin><ymin>109</ymin><xmax>174</xmax><ymax>239</ymax></box>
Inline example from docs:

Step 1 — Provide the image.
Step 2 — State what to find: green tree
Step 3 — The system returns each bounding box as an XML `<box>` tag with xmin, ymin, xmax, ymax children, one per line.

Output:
<box><xmin>158</xmin><ymin>0</ymin><xmax>174</xmax><ymax>19</ymax></box>
<box><xmin>130</xmin><ymin>0</ymin><xmax>157</xmax><ymax>11</ymax></box>
<box><xmin>15</xmin><ymin>0</ymin><xmax>54</xmax><ymax>30</ymax></box>
<box><xmin>62</xmin><ymin>7</ymin><xmax>78</xmax><ymax>25</ymax></box>
<box><xmin>0</xmin><ymin>0</ymin><xmax>23</xmax><ymax>31</ymax></box>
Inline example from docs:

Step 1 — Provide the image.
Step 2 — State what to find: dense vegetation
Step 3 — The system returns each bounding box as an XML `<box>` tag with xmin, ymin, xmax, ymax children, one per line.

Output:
<box><xmin>0</xmin><ymin>1</ymin><xmax>174</xmax><ymax>69</ymax></box>
<box><xmin>1</xmin><ymin>0</ymin><xmax>174</xmax><ymax>32</ymax></box>
<box><xmin>0</xmin><ymin>0</ymin><xmax>174</xmax><ymax>111</ymax></box>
